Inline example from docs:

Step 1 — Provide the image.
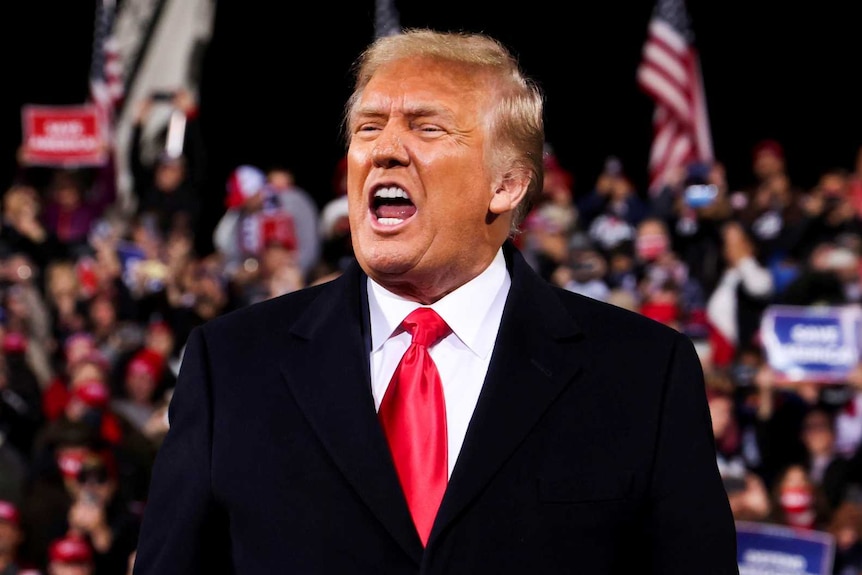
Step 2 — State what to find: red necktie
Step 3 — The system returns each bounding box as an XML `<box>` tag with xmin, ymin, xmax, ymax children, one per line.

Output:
<box><xmin>379</xmin><ymin>307</ymin><xmax>450</xmax><ymax>546</ymax></box>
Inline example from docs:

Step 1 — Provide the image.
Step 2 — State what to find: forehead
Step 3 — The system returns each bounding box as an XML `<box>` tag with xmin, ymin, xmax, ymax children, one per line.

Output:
<box><xmin>638</xmin><ymin>220</ymin><xmax>665</xmax><ymax>235</ymax></box>
<box><xmin>357</xmin><ymin>56</ymin><xmax>490</xmax><ymax>118</ymax></box>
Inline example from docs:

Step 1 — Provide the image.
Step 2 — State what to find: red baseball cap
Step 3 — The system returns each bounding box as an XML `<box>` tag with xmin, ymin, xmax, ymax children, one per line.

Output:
<box><xmin>0</xmin><ymin>500</ymin><xmax>19</xmax><ymax>525</ymax></box>
<box><xmin>49</xmin><ymin>535</ymin><xmax>93</xmax><ymax>564</ymax></box>
<box><xmin>72</xmin><ymin>379</ymin><xmax>111</xmax><ymax>409</ymax></box>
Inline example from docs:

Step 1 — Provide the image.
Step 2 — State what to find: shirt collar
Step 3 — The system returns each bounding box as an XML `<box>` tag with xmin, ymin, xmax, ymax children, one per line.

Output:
<box><xmin>368</xmin><ymin>248</ymin><xmax>510</xmax><ymax>358</ymax></box>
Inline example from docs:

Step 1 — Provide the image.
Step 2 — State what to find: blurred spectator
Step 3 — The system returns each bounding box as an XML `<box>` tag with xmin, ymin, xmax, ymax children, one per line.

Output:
<box><xmin>34</xmin><ymin>370</ymin><xmax>155</xmax><ymax>508</ymax></box>
<box><xmin>633</xmin><ymin>216</ymin><xmax>706</xmax><ymax>335</ymax></box>
<box><xmin>799</xmin><ymin>406</ymin><xmax>858</xmax><ymax>513</ymax></box>
<box><xmin>63</xmin><ymin>451</ymin><xmax>140</xmax><ymax>575</ymax></box>
<box><xmin>751</xmin><ymin>364</ymin><xmax>812</xmax><ymax>487</ymax></box>
<box><xmin>110</xmin><ymin>347</ymin><xmax>167</xmax><ymax>441</ymax></box>
<box><xmin>24</xmin><ymin>428</ymin><xmax>145</xmax><ymax>573</ymax></box>
<box><xmin>767</xmin><ymin>462</ymin><xmax>832</xmax><ymax>531</ymax></box>
<box><xmin>41</xmin><ymin>337</ymin><xmax>107</xmax><ymax>424</ymax></box>
<box><xmin>835</xmin><ymin>364</ymin><xmax>862</xmax><ymax>463</ymax></box>
<box><xmin>550</xmin><ymin>234</ymin><xmax>610</xmax><ymax>302</ymax></box>
<box><xmin>46</xmin><ymin>533</ymin><xmax>93</xmax><ymax>575</ymax></box>
<box><xmin>520</xmin><ymin>145</ymin><xmax>578</xmax><ymax>281</ymax></box>
<box><xmin>653</xmin><ymin>160</ymin><xmax>732</xmax><ymax>296</ymax></box>
<box><xmin>706</xmin><ymin>220</ymin><xmax>774</xmax><ymax>366</ymax></box>
<box><xmin>40</xmin><ymin>170</ymin><xmax>112</xmax><ymax>259</ymax></box>
<box><xmin>778</xmin><ymin>239</ymin><xmax>861</xmax><ymax>307</ymax></box>
<box><xmin>577</xmin><ymin>156</ymin><xmax>648</xmax><ymax>253</ymax></box>
<box><xmin>0</xmin><ymin>335</ymin><xmax>44</xmax><ymax>465</ymax></box>
<box><xmin>828</xmin><ymin>498</ymin><xmax>862</xmax><ymax>575</ymax></box>
<box><xmin>19</xmin><ymin>423</ymin><xmax>100</xmax><ymax>571</ymax></box>
<box><xmin>0</xmin><ymin>184</ymin><xmax>68</xmax><ymax>274</ymax></box>
<box><xmin>85</xmin><ymin>292</ymin><xmax>144</xmax><ymax>374</ymax></box>
<box><xmin>128</xmin><ymin>89</ymin><xmax>203</xmax><ymax>239</ymax></box>
<box><xmin>162</xmin><ymin>254</ymin><xmax>231</xmax><ymax>346</ymax></box>
<box><xmin>795</xmin><ymin>168</ymin><xmax>862</xmax><ymax>263</ymax></box>
<box><xmin>1</xmin><ymin>258</ymin><xmax>56</xmax><ymax>388</ymax></box>
<box><xmin>734</xmin><ymin>139</ymin><xmax>808</xmax><ymax>267</ymax></box>
<box><xmin>707</xmin><ymin>385</ymin><xmax>771</xmax><ymax>522</ymax></box>
<box><xmin>232</xmin><ymin>241</ymin><xmax>305</xmax><ymax>306</ymax></box>
<box><xmin>213</xmin><ymin>164</ymin><xmax>317</xmax><ymax>290</ymax></box>
<box><xmin>603</xmin><ymin>241</ymin><xmax>638</xmax><ymax>301</ymax></box>
<box><xmin>261</xmin><ymin>165</ymin><xmax>321</xmax><ymax>281</ymax></box>
<box><xmin>0</xmin><ymin>433</ymin><xmax>28</xmax><ymax>506</ymax></box>
<box><xmin>0</xmin><ymin>500</ymin><xmax>36</xmax><ymax>574</ymax></box>
<box><xmin>312</xmin><ymin>193</ymin><xmax>352</xmax><ymax>284</ymax></box>
<box><xmin>44</xmin><ymin>261</ymin><xmax>88</xmax><ymax>347</ymax></box>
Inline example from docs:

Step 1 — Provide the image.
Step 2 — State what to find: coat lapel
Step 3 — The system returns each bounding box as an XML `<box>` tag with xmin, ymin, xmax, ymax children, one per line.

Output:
<box><xmin>430</xmin><ymin>244</ymin><xmax>589</xmax><ymax>543</ymax></box>
<box><xmin>279</xmin><ymin>262</ymin><xmax>423</xmax><ymax>562</ymax></box>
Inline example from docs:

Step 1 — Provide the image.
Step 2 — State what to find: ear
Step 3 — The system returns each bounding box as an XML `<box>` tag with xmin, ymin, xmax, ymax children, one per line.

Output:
<box><xmin>489</xmin><ymin>168</ymin><xmax>531</xmax><ymax>216</ymax></box>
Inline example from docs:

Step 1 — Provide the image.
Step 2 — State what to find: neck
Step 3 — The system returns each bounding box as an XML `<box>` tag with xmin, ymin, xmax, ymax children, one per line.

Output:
<box><xmin>375</xmin><ymin>249</ymin><xmax>501</xmax><ymax>305</ymax></box>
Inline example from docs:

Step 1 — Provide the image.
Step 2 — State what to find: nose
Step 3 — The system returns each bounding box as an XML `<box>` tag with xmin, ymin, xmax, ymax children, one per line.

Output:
<box><xmin>371</xmin><ymin>125</ymin><xmax>409</xmax><ymax>169</ymax></box>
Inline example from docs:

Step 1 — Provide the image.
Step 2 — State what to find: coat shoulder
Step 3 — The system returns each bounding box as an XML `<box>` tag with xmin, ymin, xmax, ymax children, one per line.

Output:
<box><xmin>201</xmin><ymin>279</ymin><xmax>334</xmax><ymax>339</ymax></box>
<box><xmin>552</xmin><ymin>286</ymin><xmax>688</xmax><ymax>349</ymax></box>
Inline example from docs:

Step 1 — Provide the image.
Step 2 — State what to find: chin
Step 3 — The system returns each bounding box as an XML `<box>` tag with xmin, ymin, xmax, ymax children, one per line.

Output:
<box><xmin>357</xmin><ymin>247</ymin><xmax>418</xmax><ymax>280</ymax></box>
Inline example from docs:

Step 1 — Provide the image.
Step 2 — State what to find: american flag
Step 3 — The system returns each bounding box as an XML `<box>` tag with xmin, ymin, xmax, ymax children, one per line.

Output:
<box><xmin>636</xmin><ymin>0</ymin><xmax>713</xmax><ymax>195</ymax></box>
<box><xmin>89</xmin><ymin>0</ymin><xmax>124</xmax><ymax>139</ymax></box>
<box><xmin>375</xmin><ymin>0</ymin><xmax>401</xmax><ymax>39</ymax></box>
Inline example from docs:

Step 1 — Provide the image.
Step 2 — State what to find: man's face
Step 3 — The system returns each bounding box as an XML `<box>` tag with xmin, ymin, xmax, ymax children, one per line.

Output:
<box><xmin>347</xmin><ymin>56</ymin><xmax>506</xmax><ymax>303</ymax></box>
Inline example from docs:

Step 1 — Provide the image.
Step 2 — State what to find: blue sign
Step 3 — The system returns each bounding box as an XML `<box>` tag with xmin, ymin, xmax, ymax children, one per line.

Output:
<box><xmin>761</xmin><ymin>305</ymin><xmax>862</xmax><ymax>383</ymax></box>
<box><xmin>737</xmin><ymin>521</ymin><xmax>835</xmax><ymax>575</ymax></box>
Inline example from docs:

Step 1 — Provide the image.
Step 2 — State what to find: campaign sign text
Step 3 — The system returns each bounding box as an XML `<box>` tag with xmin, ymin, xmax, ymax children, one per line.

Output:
<box><xmin>736</xmin><ymin>521</ymin><xmax>834</xmax><ymax>575</ymax></box>
<box><xmin>761</xmin><ymin>305</ymin><xmax>862</xmax><ymax>383</ymax></box>
<box><xmin>21</xmin><ymin>105</ymin><xmax>107</xmax><ymax>167</ymax></box>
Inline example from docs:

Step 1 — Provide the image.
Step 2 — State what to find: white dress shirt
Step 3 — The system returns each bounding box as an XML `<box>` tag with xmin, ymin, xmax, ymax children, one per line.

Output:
<box><xmin>368</xmin><ymin>248</ymin><xmax>510</xmax><ymax>477</ymax></box>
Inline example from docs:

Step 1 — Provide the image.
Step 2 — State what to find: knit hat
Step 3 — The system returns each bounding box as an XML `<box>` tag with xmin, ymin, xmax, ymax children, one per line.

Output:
<box><xmin>225</xmin><ymin>165</ymin><xmax>266</xmax><ymax>209</ymax></box>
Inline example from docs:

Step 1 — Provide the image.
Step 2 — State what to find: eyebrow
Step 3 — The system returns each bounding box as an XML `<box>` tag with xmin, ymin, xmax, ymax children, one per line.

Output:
<box><xmin>354</xmin><ymin>102</ymin><xmax>456</xmax><ymax>123</ymax></box>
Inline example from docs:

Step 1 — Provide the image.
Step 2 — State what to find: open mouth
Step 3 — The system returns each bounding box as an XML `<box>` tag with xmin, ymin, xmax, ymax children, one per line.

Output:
<box><xmin>372</xmin><ymin>186</ymin><xmax>416</xmax><ymax>225</ymax></box>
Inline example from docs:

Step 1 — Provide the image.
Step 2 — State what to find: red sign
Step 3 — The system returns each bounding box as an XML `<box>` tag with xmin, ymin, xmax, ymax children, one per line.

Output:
<box><xmin>20</xmin><ymin>104</ymin><xmax>108</xmax><ymax>167</ymax></box>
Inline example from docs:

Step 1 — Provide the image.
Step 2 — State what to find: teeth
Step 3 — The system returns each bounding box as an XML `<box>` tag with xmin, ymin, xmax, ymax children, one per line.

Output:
<box><xmin>378</xmin><ymin>218</ymin><xmax>404</xmax><ymax>226</ymax></box>
<box><xmin>374</xmin><ymin>187</ymin><xmax>409</xmax><ymax>199</ymax></box>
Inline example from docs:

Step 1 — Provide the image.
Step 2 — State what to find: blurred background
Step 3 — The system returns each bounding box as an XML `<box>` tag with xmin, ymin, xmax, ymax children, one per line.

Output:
<box><xmin>2</xmin><ymin>1</ymin><xmax>862</xmax><ymax>573</ymax></box>
<box><xmin>5</xmin><ymin>1</ymin><xmax>862</xmax><ymax>245</ymax></box>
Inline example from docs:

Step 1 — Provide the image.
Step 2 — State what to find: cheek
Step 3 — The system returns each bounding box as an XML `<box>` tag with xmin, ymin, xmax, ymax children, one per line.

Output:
<box><xmin>346</xmin><ymin>147</ymin><xmax>371</xmax><ymax>193</ymax></box>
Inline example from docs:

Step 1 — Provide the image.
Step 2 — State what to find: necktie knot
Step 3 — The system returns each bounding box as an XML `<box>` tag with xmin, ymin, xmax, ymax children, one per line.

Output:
<box><xmin>402</xmin><ymin>308</ymin><xmax>450</xmax><ymax>348</ymax></box>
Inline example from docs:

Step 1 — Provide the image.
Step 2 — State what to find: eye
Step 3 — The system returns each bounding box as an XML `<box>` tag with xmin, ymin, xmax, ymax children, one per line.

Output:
<box><xmin>416</xmin><ymin>124</ymin><xmax>445</xmax><ymax>135</ymax></box>
<box><xmin>356</xmin><ymin>123</ymin><xmax>382</xmax><ymax>134</ymax></box>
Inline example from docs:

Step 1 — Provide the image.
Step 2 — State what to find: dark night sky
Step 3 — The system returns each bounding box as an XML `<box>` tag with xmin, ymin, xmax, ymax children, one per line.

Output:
<box><xmin>6</xmin><ymin>1</ymin><xmax>862</xmax><ymax>246</ymax></box>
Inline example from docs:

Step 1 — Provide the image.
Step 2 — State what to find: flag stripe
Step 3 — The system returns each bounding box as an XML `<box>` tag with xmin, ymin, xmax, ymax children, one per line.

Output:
<box><xmin>90</xmin><ymin>0</ymin><xmax>124</xmax><ymax>139</ymax></box>
<box><xmin>637</xmin><ymin>0</ymin><xmax>712</xmax><ymax>195</ymax></box>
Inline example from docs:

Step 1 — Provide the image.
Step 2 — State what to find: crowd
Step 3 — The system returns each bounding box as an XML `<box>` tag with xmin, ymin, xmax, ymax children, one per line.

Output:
<box><xmin>1</xmin><ymin>86</ymin><xmax>861</xmax><ymax>573</ymax></box>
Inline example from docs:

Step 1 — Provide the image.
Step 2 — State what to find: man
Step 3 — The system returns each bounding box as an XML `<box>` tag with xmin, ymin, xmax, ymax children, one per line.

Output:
<box><xmin>133</xmin><ymin>28</ymin><xmax>737</xmax><ymax>574</ymax></box>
